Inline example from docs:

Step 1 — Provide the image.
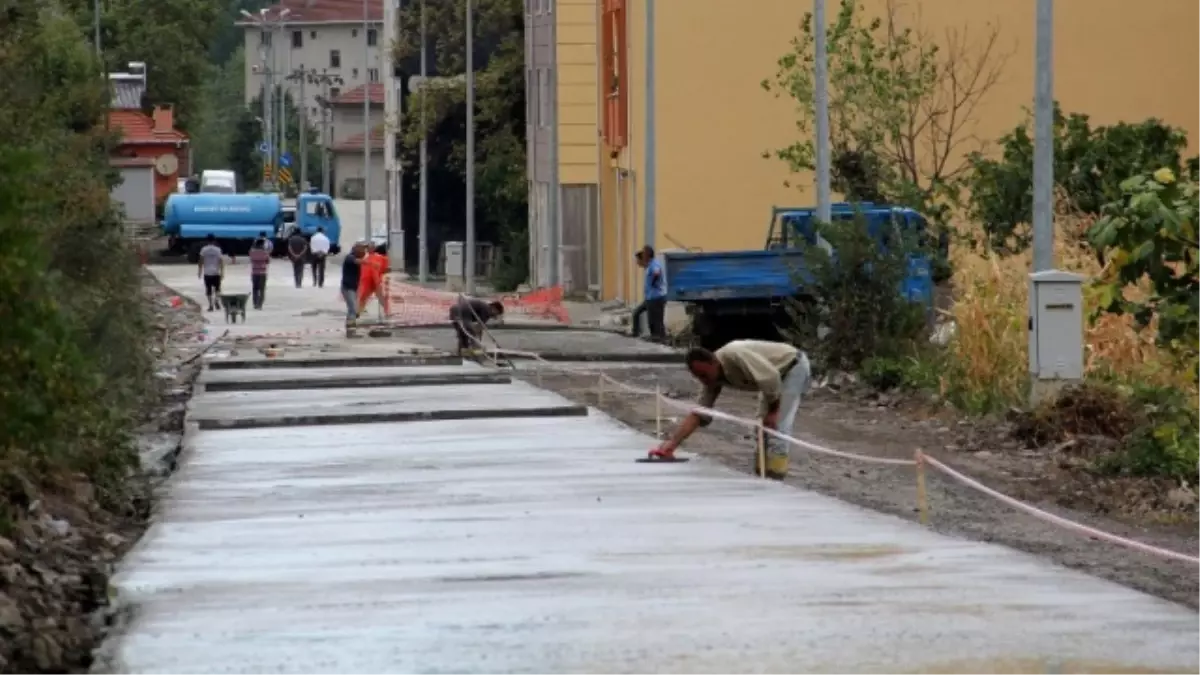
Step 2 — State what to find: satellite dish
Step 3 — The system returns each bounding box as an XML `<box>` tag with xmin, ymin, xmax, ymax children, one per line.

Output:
<box><xmin>154</xmin><ymin>153</ymin><xmax>179</xmax><ymax>177</ymax></box>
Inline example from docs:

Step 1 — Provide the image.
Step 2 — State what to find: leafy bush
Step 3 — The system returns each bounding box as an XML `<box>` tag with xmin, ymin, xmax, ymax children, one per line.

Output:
<box><xmin>782</xmin><ymin>215</ymin><xmax>927</xmax><ymax>371</ymax></box>
<box><xmin>964</xmin><ymin>105</ymin><xmax>1189</xmax><ymax>253</ymax></box>
<box><xmin>860</xmin><ymin>355</ymin><xmax>940</xmax><ymax>393</ymax></box>
<box><xmin>1097</xmin><ymin>383</ymin><xmax>1199</xmax><ymax>482</ymax></box>
<box><xmin>0</xmin><ymin>2</ymin><xmax>154</xmax><ymax>529</ymax></box>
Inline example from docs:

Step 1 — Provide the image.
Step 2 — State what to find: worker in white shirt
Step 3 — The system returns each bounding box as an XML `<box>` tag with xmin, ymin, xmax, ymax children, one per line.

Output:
<box><xmin>308</xmin><ymin>226</ymin><xmax>331</xmax><ymax>288</ymax></box>
<box><xmin>649</xmin><ymin>339</ymin><xmax>811</xmax><ymax>480</ymax></box>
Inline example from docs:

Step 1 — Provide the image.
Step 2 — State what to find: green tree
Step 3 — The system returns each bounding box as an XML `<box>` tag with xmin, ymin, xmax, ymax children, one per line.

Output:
<box><xmin>228</xmin><ymin>107</ymin><xmax>263</xmax><ymax>190</ymax></box>
<box><xmin>762</xmin><ymin>0</ymin><xmax>1008</xmax><ymax>227</ymax></box>
<box><xmin>0</xmin><ymin>0</ymin><xmax>153</xmax><ymax>543</ymax></box>
<box><xmin>394</xmin><ymin>0</ymin><xmax>529</xmax><ymax>288</ymax></box>
<box><xmin>192</xmin><ymin>47</ymin><xmax>248</xmax><ymax>173</ymax></box>
<box><xmin>964</xmin><ymin>106</ymin><xmax>1190</xmax><ymax>253</ymax></box>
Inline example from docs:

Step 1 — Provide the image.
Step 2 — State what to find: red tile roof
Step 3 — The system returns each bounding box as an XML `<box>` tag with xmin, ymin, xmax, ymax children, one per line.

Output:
<box><xmin>238</xmin><ymin>0</ymin><xmax>382</xmax><ymax>24</ymax></box>
<box><xmin>330</xmin><ymin>83</ymin><xmax>384</xmax><ymax>106</ymax></box>
<box><xmin>108</xmin><ymin>110</ymin><xmax>188</xmax><ymax>144</ymax></box>
<box><xmin>332</xmin><ymin>126</ymin><xmax>385</xmax><ymax>152</ymax></box>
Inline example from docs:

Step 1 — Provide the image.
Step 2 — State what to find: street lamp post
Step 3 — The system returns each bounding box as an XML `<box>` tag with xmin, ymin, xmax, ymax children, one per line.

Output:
<box><xmin>242</xmin><ymin>8</ymin><xmax>290</xmax><ymax>191</ymax></box>
<box><xmin>813</xmin><ymin>0</ymin><xmax>832</xmax><ymax>223</ymax></box>
<box><xmin>418</xmin><ymin>0</ymin><xmax>429</xmax><ymax>283</ymax></box>
<box><xmin>363</xmin><ymin>0</ymin><xmax>373</xmax><ymax>241</ymax></box>
<box><xmin>465</xmin><ymin>0</ymin><xmax>475</xmax><ymax>293</ymax></box>
<box><xmin>1032</xmin><ymin>0</ymin><xmax>1054</xmax><ymax>272</ymax></box>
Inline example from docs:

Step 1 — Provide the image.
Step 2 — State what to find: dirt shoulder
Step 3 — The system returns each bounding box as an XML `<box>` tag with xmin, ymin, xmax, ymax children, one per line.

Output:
<box><xmin>530</xmin><ymin>364</ymin><xmax>1198</xmax><ymax>609</ymax></box>
<box><xmin>0</xmin><ymin>271</ymin><xmax>205</xmax><ymax>673</ymax></box>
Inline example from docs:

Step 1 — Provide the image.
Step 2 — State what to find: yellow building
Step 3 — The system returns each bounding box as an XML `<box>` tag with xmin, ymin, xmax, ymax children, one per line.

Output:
<box><xmin>545</xmin><ymin>0</ymin><xmax>1199</xmax><ymax>303</ymax></box>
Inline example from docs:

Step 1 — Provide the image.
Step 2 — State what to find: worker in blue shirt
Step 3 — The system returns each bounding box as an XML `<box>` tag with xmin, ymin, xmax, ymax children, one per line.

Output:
<box><xmin>630</xmin><ymin>245</ymin><xmax>667</xmax><ymax>341</ymax></box>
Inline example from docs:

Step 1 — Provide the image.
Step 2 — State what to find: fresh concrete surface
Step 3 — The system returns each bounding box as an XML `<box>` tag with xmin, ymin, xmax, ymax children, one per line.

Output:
<box><xmin>207</xmin><ymin>353</ymin><xmax>463</xmax><ymax>370</ymax></box>
<box><xmin>106</xmin><ymin>413</ymin><xmax>1198</xmax><ymax>673</ymax></box>
<box><xmin>190</xmin><ymin>380</ymin><xmax>587</xmax><ymax>429</ymax></box>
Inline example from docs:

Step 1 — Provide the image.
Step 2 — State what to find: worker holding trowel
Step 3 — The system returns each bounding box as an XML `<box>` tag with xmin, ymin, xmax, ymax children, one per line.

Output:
<box><xmin>647</xmin><ymin>340</ymin><xmax>811</xmax><ymax>480</ymax></box>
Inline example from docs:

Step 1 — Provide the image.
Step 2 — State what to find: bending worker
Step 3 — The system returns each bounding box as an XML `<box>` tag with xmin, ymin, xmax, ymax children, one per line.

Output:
<box><xmin>449</xmin><ymin>296</ymin><xmax>505</xmax><ymax>355</ymax></box>
<box><xmin>649</xmin><ymin>339</ymin><xmax>811</xmax><ymax>480</ymax></box>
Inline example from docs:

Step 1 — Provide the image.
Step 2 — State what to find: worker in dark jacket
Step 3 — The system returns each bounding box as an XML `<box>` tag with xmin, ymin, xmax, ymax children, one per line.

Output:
<box><xmin>449</xmin><ymin>297</ymin><xmax>505</xmax><ymax>355</ymax></box>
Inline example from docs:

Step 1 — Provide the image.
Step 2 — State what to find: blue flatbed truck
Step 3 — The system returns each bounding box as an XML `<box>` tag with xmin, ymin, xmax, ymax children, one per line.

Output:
<box><xmin>663</xmin><ymin>203</ymin><xmax>944</xmax><ymax>348</ymax></box>
<box><xmin>162</xmin><ymin>191</ymin><xmax>343</xmax><ymax>263</ymax></box>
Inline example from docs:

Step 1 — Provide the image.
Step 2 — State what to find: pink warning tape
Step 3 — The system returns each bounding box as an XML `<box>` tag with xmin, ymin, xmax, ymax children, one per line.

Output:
<box><xmin>471</xmin><ymin>335</ymin><xmax>1200</xmax><ymax>565</ymax></box>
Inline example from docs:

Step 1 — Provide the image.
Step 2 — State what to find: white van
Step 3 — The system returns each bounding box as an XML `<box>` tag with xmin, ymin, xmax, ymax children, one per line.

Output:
<box><xmin>200</xmin><ymin>170</ymin><xmax>237</xmax><ymax>194</ymax></box>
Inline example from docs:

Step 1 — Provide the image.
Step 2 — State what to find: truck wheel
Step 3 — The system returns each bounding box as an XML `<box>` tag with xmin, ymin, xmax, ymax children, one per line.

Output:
<box><xmin>186</xmin><ymin>242</ymin><xmax>202</xmax><ymax>264</ymax></box>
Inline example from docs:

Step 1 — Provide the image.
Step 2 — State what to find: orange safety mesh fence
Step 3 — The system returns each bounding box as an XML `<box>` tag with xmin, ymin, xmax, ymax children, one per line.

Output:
<box><xmin>382</xmin><ymin>277</ymin><xmax>570</xmax><ymax>326</ymax></box>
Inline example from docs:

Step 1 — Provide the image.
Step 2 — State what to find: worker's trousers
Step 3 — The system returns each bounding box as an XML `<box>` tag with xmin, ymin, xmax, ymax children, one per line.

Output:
<box><xmin>757</xmin><ymin>352</ymin><xmax>812</xmax><ymax>479</ymax></box>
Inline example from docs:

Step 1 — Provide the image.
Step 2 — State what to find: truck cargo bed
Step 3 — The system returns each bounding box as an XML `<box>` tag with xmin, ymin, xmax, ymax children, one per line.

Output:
<box><xmin>665</xmin><ymin>250</ymin><xmax>813</xmax><ymax>301</ymax></box>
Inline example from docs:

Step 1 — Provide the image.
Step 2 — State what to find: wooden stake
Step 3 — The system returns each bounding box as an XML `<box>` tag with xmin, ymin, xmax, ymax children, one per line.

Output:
<box><xmin>756</xmin><ymin>426</ymin><xmax>767</xmax><ymax>479</ymax></box>
<box><xmin>915</xmin><ymin>449</ymin><xmax>929</xmax><ymax>525</ymax></box>
<box><xmin>654</xmin><ymin>383</ymin><xmax>662</xmax><ymax>439</ymax></box>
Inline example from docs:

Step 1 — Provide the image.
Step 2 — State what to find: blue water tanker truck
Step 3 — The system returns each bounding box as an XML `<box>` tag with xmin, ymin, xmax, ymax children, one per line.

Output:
<box><xmin>162</xmin><ymin>191</ymin><xmax>342</xmax><ymax>262</ymax></box>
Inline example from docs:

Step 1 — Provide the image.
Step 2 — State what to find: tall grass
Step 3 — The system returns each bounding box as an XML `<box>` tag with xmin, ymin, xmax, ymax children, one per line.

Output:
<box><xmin>938</xmin><ymin>195</ymin><xmax>1196</xmax><ymax>413</ymax></box>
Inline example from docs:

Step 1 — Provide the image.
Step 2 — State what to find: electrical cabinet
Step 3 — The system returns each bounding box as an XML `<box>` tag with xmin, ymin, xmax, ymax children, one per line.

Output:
<box><xmin>1028</xmin><ymin>270</ymin><xmax>1085</xmax><ymax>381</ymax></box>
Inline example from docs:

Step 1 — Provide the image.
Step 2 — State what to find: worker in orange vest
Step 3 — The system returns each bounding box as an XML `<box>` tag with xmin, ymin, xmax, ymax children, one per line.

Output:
<box><xmin>357</xmin><ymin>242</ymin><xmax>391</xmax><ymax>318</ymax></box>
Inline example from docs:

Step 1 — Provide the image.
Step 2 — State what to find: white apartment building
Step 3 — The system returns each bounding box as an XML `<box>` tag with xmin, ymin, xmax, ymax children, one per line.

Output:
<box><xmin>239</xmin><ymin>0</ymin><xmax>384</xmax><ymax>131</ymax></box>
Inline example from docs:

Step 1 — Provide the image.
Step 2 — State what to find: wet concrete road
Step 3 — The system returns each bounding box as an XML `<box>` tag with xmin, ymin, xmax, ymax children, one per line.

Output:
<box><xmin>103</xmin><ymin>369</ymin><xmax>1199</xmax><ymax>673</ymax></box>
<box><xmin>107</xmin><ymin>266</ymin><xmax>1199</xmax><ymax>673</ymax></box>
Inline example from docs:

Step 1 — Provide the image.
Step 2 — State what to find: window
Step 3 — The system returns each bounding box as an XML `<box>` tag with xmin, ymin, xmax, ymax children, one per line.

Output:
<box><xmin>601</xmin><ymin>0</ymin><xmax>628</xmax><ymax>147</ymax></box>
<box><xmin>291</xmin><ymin>30</ymin><xmax>302</xmax><ymax>48</ymax></box>
<box><xmin>351</xmin><ymin>28</ymin><xmax>358</xmax><ymax>37</ymax></box>
<box><xmin>367</xmin><ymin>29</ymin><xmax>378</xmax><ymax>46</ymax></box>
<box><xmin>329</xmin><ymin>87</ymin><xmax>341</xmax><ymax>100</ymax></box>
<box><xmin>259</xmin><ymin>30</ymin><xmax>271</xmax><ymax>46</ymax></box>
<box><xmin>537</xmin><ymin>69</ymin><xmax>549</xmax><ymax>128</ymax></box>
<box><xmin>329</xmin><ymin>50</ymin><xmax>341</xmax><ymax>68</ymax></box>
<box><xmin>309</xmin><ymin>30</ymin><xmax>317</xmax><ymax>39</ymax></box>
<box><xmin>368</xmin><ymin>68</ymin><xmax>379</xmax><ymax>83</ymax></box>
<box><xmin>352</xmin><ymin>67</ymin><xmax>359</xmax><ymax>79</ymax></box>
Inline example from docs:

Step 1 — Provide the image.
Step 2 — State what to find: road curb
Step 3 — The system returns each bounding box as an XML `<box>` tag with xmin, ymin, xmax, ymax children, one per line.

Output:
<box><xmin>206</xmin><ymin>354</ymin><xmax>464</xmax><ymax>370</ymax></box>
<box><xmin>202</xmin><ymin>372</ymin><xmax>511</xmax><ymax>392</ymax></box>
<box><xmin>194</xmin><ymin>404</ymin><xmax>590</xmax><ymax>430</ymax></box>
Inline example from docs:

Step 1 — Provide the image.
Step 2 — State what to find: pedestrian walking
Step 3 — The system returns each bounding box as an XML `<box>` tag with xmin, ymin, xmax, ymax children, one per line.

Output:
<box><xmin>340</xmin><ymin>242</ymin><xmax>365</xmax><ymax>323</ymax></box>
<box><xmin>648</xmin><ymin>339</ymin><xmax>812</xmax><ymax>480</ymax></box>
<box><xmin>287</xmin><ymin>230</ymin><xmax>308</xmax><ymax>288</ymax></box>
<box><xmin>309</xmin><ymin>226</ymin><xmax>331</xmax><ymax>288</ymax></box>
<box><xmin>449</xmin><ymin>297</ymin><xmax>505</xmax><ymax>355</ymax></box>
<box><xmin>197</xmin><ymin>233</ymin><xmax>225</xmax><ymax>312</ymax></box>
<box><xmin>630</xmin><ymin>245</ymin><xmax>667</xmax><ymax>341</ymax></box>
<box><xmin>248</xmin><ymin>237</ymin><xmax>271</xmax><ymax>309</ymax></box>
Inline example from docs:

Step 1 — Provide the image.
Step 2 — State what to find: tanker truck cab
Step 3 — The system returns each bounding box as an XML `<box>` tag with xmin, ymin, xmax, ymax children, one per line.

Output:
<box><xmin>281</xmin><ymin>192</ymin><xmax>342</xmax><ymax>255</ymax></box>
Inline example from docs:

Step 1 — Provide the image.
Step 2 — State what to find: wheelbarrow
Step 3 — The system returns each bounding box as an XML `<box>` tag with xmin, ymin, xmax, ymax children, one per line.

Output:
<box><xmin>219</xmin><ymin>293</ymin><xmax>249</xmax><ymax>323</ymax></box>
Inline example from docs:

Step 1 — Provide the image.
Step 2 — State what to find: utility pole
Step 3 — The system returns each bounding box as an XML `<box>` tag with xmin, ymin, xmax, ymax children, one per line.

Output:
<box><xmin>93</xmin><ymin>0</ymin><xmax>101</xmax><ymax>61</ymax></box>
<box><xmin>363</xmin><ymin>0</ymin><xmax>373</xmax><ymax>241</ymax></box>
<box><xmin>547</xmin><ymin>0</ymin><xmax>560</xmax><ymax>286</ymax></box>
<box><xmin>298</xmin><ymin>70</ymin><xmax>308</xmax><ymax>189</ymax></box>
<box><xmin>813</xmin><ymin>0</ymin><xmax>832</xmax><ymax>222</ymax></box>
<box><xmin>418</xmin><ymin>0</ymin><xmax>429</xmax><ymax>283</ymax></box>
<box><xmin>384</xmin><ymin>0</ymin><xmax>403</xmax><ymax>272</ymax></box>
<box><xmin>1032</xmin><ymin>0</ymin><xmax>1054</xmax><ymax>272</ymax></box>
<box><xmin>279</xmin><ymin>17</ymin><xmax>290</xmax><ymax>191</ymax></box>
<box><xmin>465</xmin><ymin>0</ymin><xmax>476</xmax><ymax>293</ymax></box>
<box><xmin>321</xmin><ymin>80</ymin><xmax>332</xmax><ymax>195</ymax></box>
<box><xmin>643</xmin><ymin>0</ymin><xmax>656</xmax><ymax>252</ymax></box>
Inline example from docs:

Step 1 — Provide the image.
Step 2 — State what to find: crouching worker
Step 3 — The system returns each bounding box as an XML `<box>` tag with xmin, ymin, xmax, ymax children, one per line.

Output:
<box><xmin>449</xmin><ymin>297</ymin><xmax>505</xmax><ymax>355</ymax></box>
<box><xmin>649</xmin><ymin>339</ymin><xmax>811</xmax><ymax>480</ymax></box>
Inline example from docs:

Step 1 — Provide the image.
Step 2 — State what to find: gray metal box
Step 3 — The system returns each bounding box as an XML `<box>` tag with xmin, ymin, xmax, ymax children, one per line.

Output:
<box><xmin>1028</xmin><ymin>269</ymin><xmax>1085</xmax><ymax>380</ymax></box>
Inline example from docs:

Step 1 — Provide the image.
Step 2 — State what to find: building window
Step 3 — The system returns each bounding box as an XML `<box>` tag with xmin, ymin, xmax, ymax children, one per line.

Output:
<box><xmin>352</xmin><ymin>67</ymin><xmax>359</xmax><ymax>79</ymax></box>
<box><xmin>259</xmin><ymin>30</ymin><xmax>271</xmax><ymax>46</ymax></box>
<box><xmin>351</xmin><ymin>28</ymin><xmax>358</xmax><ymax>37</ymax></box>
<box><xmin>310</xmin><ymin>30</ymin><xmax>317</xmax><ymax>39</ymax></box>
<box><xmin>601</xmin><ymin>0</ymin><xmax>628</xmax><ymax>148</ymax></box>
<box><xmin>537</xmin><ymin>69</ymin><xmax>549</xmax><ymax>128</ymax></box>
<box><xmin>330</xmin><ymin>87</ymin><xmax>341</xmax><ymax>100</ymax></box>
<box><xmin>367</xmin><ymin>29</ymin><xmax>378</xmax><ymax>46</ymax></box>
<box><xmin>368</xmin><ymin>68</ymin><xmax>379</xmax><ymax>83</ymax></box>
<box><xmin>329</xmin><ymin>50</ymin><xmax>341</xmax><ymax>68</ymax></box>
<box><xmin>291</xmin><ymin>30</ymin><xmax>303</xmax><ymax>48</ymax></box>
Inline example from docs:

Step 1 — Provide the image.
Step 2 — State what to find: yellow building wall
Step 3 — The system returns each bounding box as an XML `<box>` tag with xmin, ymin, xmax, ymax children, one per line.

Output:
<box><xmin>558</xmin><ymin>0</ymin><xmax>599</xmax><ymax>184</ymax></box>
<box><xmin>598</xmin><ymin>0</ymin><xmax>1200</xmax><ymax>301</ymax></box>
